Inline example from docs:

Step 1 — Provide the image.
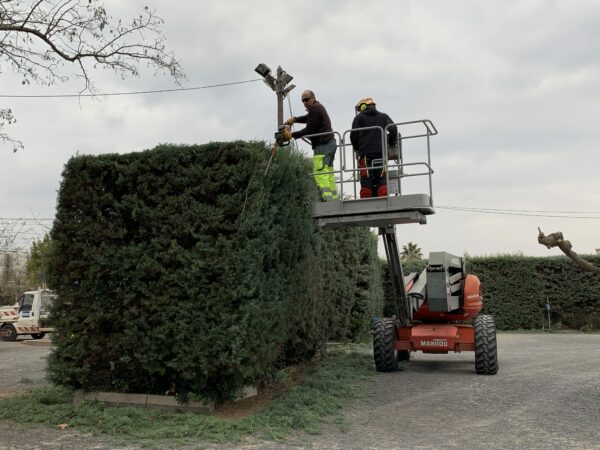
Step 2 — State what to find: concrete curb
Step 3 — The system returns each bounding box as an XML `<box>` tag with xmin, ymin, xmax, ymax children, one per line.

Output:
<box><xmin>73</xmin><ymin>390</ymin><xmax>215</xmax><ymax>414</ymax></box>
<box><xmin>73</xmin><ymin>386</ymin><xmax>258</xmax><ymax>414</ymax></box>
<box><xmin>21</xmin><ymin>340</ymin><xmax>52</xmax><ymax>346</ymax></box>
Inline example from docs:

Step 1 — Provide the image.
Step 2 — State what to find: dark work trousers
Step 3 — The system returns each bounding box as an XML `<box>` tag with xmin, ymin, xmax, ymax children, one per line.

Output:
<box><xmin>358</xmin><ymin>155</ymin><xmax>387</xmax><ymax>198</ymax></box>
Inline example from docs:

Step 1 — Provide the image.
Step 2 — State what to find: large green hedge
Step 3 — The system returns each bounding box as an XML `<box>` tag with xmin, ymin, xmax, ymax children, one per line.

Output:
<box><xmin>471</xmin><ymin>255</ymin><xmax>600</xmax><ymax>330</ymax></box>
<box><xmin>381</xmin><ymin>255</ymin><xmax>600</xmax><ymax>330</ymax></box>
<box><xmin>47</xmin><ymin>141</ymin><xmax>382</xmax><ymax>401</ymax></box>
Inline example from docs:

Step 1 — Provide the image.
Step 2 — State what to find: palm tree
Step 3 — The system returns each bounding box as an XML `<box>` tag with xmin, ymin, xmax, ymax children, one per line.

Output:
<box><xmin>401</xmin><ymin>242</ymin><xmax>423</xmax><ymax>261</ymax></box>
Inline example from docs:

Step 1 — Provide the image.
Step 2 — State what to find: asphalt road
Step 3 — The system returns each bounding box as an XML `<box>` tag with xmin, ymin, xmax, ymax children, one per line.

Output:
<box><xmin>0</xmin><ymin>336</ymin><xmax>51</xmax><ymax>396</ymax></box>
<box><xmin>1</xmin><ymin>333</ymin><xmax>599</xmax><ymax>449</ymax></box>
<box><xmin>307</xmin><ymin>333</ymin><xmax>600</xmax><ymax>450</ymax></box>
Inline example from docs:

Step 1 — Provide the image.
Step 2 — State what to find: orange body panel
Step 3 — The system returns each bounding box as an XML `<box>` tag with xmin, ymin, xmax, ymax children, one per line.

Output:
<box><xmin>412</xmin><ymin>274</ymin><xmax>482</xmax><ymax>322</ymax></box>
<box><xmin>462</xmin><ymin>274</ymin><xmax>484</xmax><ymax>319</ymax></box>
<box><xmin>395</xmin><ymin>324</ymin><xmax>475</xmax><ymax>353</ymax></box>
<box><xmin>391</xmin><ymin>273</ymin><xmax>481</xmax><ymax>353</ymax></box>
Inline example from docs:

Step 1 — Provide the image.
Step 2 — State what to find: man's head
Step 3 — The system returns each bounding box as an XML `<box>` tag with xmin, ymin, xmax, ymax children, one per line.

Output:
<box><xmin>301</xmin><ymin>90</ymin><xmax>316</xmax><ymax>108</ymax></box>
<box><xmin>355</xmin><ymin>97</ymin><xmax>376</xmax><ymax>112</ymax></box>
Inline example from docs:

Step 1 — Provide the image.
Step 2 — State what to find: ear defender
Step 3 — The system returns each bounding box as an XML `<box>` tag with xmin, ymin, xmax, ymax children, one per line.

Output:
<box><xmin>355</xmin><ymin>97</ymin><xmax>375</xmax><ymax>112</ymax></box>
<box><xmin>355</xmin><ymin>102</ymin><xmax>367</xmax><ymax>112</ymax></box>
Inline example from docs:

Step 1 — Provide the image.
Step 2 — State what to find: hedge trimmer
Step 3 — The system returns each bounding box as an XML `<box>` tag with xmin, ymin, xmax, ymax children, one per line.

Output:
<box><xmin>264</xmin><ymin>124</ymin><xmax>291</xmax><ymax>176</ymax></box>
<box><xmin>240</xmin><ymin>125</ymin><xmax>292</xmax><ymax>222</ymax></box>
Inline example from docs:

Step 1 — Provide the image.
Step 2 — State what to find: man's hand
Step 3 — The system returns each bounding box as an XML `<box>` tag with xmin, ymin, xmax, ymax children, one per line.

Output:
<box><xmin>282</xmin><ymin>129</ymin><xmax>293</xmax><ymax>141</ymax></box>
<box><xmin>285</xmin><ymin>116</ymin><xmax>296</xmax><ymax>126</ymax></box>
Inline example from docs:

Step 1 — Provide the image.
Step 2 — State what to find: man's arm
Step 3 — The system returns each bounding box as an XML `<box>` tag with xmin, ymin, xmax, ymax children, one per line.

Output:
<box><xmin>292</xmin><ymin>107</ymin><xmax>322</xmax><ymax>139</ymax></box>
<box><xmin>294</xmin><ymin>114</ymin><xmax>308</xmax><ymax>124</ymax></box>
<box><xmin>350</xmin><ymin>115</ymin><xmax>360</xmax><ymax>150</ymax></box>
<box><xmin>385</xmin><ymin>114</ymin><xmax>398</xmax><ymax>147</ymax></box>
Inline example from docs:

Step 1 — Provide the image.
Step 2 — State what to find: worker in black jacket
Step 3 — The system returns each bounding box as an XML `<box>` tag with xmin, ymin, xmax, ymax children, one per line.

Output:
<box><xmin>283</xmin><ymin>90</ymin><xmax>337</xmax><ymax>201</ymax></box>
<box><xmin>350</xmin><ymin>98</ymin><xmax>397</xmax><ymax>198</ymax></box>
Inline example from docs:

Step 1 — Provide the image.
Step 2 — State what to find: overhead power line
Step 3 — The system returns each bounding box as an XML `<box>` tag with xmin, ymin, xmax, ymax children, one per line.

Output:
<box><xmin>3</xmin><ymin>204</ymin><xmax>600</xmax><ymax>223</ymax></box>
<box><xmin>436</xmin><ymin>205</ymin><xmax>600</xmax><ymax>219</ymax></box>
<box><xmin>0</xmin><ymin>79</ymin><xmax>262</xmax><ymax>99</ymax></box>
<box><xmin>0</xmin><ymin>218</ymin><xmax>54</xmax><ymax>221</ymax></box>
<box><xmin>438</xmin><ymin>205</ymin><xmax>600</xmax><ymax>214</ymax></box>
<box><xmin>0</xmin><ymin>249</ymin><xmax>30</xmax><ymax>254</ymax></box>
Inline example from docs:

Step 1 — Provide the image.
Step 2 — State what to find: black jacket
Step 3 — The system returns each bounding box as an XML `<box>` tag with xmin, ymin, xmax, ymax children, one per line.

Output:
<box><xmin>350</xmin><ymin>106</ymin><xmax>397</xmax><ymax>157</ymax></box>
<box><xmin>292</xmin><ymin>101</ymin><xmax>334</xmax><ymax>149</ymax></box>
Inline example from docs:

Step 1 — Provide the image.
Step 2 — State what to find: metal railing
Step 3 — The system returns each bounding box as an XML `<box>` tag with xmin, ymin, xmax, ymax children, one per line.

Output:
<box><xmin>304</xmin><ymin>120</ymin><xmax>437</xmax><ymax>209</ymax></box>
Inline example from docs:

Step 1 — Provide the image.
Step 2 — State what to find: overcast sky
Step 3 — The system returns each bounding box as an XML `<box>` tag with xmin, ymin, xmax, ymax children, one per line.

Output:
<box><xmin>2</xmin><ymin>0</ymin><xmax>600</xmax><ymax>257</ymax></box>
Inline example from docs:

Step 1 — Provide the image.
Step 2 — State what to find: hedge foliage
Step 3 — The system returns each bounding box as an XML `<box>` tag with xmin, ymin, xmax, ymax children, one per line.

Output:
<box><xmin>381</xmin><ymin>255</ymin><xmax>600</xmax><ymax>330</ymax></box>
<box><xmin>47</xmin><ymin>141</ymin><xmax>382</xmax><ymax>401</ymax></box>
<box><xmin>470</xmin><ymin>255</ymin><xmax>600</xmax><ymax>330</ymax></box>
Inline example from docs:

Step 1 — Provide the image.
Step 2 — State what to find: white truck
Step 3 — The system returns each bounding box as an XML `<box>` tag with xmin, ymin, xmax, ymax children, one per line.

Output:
<box><xmin>0</xmin><ymin>288</ymin><xmax>56</xmax><ymax>341</ymax></box>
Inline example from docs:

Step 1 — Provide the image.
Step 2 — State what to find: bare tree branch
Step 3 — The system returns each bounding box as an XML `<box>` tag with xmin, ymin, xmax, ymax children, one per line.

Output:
<box><xmin>0</xmin><ymin>107</ymin><xmax>23</xmax><ymax>152</ymax></box>
<box><xmin>0</xmin><ymin>218</ymin><xmax>32</xmax><ymax>302</ymax></box>
<box><xmin>0</xmin><ymin>218</ymin><xmax>32</xmax><ymax>253</ymax></box>
<box><xmin>0</xmin><ymin>0</ymin><xmax>185</xmax><ymax>152</ymax></box>
<box><xmin>537</xmin><ymin>227</ymin><xmax>600</xmax><ymax>274</ymax></box>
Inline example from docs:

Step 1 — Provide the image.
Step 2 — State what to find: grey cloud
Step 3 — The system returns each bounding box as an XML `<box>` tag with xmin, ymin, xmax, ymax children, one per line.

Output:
<box><xmin>1</xmin><ymin>0</ymin><xmax>599</xmax><ymax>255</ymax></box>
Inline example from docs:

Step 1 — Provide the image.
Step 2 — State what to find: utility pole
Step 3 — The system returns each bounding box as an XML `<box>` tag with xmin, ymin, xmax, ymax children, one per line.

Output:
<box><xmin>254</xmin><ymin>63</ymin><xmax>296</xmax><ymax>127</ymax></box>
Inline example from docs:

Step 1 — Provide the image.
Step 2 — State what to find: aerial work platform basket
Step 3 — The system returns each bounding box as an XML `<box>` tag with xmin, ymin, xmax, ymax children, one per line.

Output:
<box><xmin>308</xmin><ymin>119</ymin><xmax>437</xmax><ymax>228</ymax></box>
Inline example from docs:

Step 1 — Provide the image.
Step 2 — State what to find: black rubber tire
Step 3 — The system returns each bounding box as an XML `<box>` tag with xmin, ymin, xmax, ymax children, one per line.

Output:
<box><xmin>31</xmin><ymin>333</ymin><xmax>45</xmax><ymax>340</ymax></box>
<box><xmin>474</xmin><ymin>314</ymin><xmax>498</xmax><ymax>375</ymax></box>
<box><xmin>373</xmin><ymin>318</ymin><xmax>398</xmax><ymax>372</ymax></box>
<box><xmin>1</xmin><ymin>324</ymin><xmax>18</xmax><ymax>342</ymax></box>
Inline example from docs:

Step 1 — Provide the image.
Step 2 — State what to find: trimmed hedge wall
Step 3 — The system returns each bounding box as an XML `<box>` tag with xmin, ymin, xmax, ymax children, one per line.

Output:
<box><xmin>381</xmin><ymin>255</ymin><xmax>600</xmax><ymax>330</ymax></box>
<box><xmin>470</xmin><ymin>255</ymin><xmax>600</xmax><ymax>330</ymax></box>
<box><xmin>47</xmin><ymin>141</ymin><xmax>382</xmax><ymax>401</ymax></box>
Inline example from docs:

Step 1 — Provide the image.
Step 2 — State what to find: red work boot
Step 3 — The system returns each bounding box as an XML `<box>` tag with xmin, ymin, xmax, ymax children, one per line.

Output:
<box><xmin>377</xmin><ymin>185</ymin><xmax>388</xmax><ymax>197</ymax></box>
<box><xmin>360</xmin><ymin>187</ymin><xmax>373</xmax><ymax>198</ymax></box>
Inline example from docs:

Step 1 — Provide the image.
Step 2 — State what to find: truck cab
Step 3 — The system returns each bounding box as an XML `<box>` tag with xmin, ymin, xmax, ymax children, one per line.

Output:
<box><xmin>0</xmin><ymin>288</ymin><xmax>56</xmax><ymax>341</ymax></box>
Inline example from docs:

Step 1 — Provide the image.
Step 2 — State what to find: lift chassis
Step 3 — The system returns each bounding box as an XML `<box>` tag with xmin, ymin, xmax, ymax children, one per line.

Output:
<box><xmin>377</xmin><ymin>226</ymin><xmax>498</xmax><ymax>374</ymax></box>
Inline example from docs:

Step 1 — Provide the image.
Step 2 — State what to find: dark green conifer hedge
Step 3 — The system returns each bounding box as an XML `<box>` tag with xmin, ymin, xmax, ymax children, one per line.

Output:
<box><xmin>381</xmin><ymin>255</ymin><xmax>600</xmax><ymax>330</ymax></box>
<box><xmin>470</xmin><ymin>255</ymin><xmax>600</xmax><ymax>330</ymax></box>
<box><xmin>47</xmin><ymin>141</ymin><xmax>382</xmax><ymax>400</ymax></box>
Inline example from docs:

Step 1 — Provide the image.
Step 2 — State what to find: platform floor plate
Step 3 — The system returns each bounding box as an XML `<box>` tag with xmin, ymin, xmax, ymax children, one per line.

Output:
<box><xmin>312</xmin><ymin>194</ymin><xmax>434</xmax><ymax>228</ymax></box>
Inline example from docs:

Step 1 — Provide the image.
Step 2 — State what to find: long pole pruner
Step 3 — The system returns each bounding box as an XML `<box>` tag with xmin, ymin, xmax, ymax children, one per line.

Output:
<box><xmin>264</xmin><ymin>125</ymin><xmax>291</xmax><ymax>176</ymax></box>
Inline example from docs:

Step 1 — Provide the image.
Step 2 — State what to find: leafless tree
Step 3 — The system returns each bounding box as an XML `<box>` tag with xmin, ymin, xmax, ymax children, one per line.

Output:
<box><xmin>0</xmin><ymin>219</ymin><xmax>32</xmax><ymax>303</ymax></box>
<box><xmin>0</xmin><ymin>219</ymin><xmax>28</xmax><ymax>252</ymax></box>
<box><xmin>537</xmin><ymin>227</ymin><xmax>600</xmax><ymax>274</ymax></box>
<box><xmin>1</xmin><ymin>0</ymin><xmax>184</xmax><ymax>151</ymax></box>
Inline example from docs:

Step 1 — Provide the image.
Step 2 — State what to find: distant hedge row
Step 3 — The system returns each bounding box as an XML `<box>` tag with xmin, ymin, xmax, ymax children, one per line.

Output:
<box><xmin>381</xmin><ymin>255</ymin><xmax>600</xmax><ymax>330</ymax></box>
<box><xmin>470</xmin><ymin>255</ymin><xmax>600</xmax><ymax>330</ymax></box>
<box><xmin>47</xmin><ymin>141</ymin><xmax>382</xmax><ymax>401</ymax></box>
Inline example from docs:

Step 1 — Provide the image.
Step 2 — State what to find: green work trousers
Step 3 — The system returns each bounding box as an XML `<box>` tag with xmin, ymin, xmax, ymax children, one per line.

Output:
<box><xmin>313</xmin><ymin>139</ymin><xmax>338</xmax><ymax>201</ymax></box>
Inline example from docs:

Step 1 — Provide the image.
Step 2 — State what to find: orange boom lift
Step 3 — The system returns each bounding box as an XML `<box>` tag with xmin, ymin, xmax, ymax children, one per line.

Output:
<box><xmin>309</xmin><ymin>119</ymin><xmax>498</xmax><ymax>375</ymax></box>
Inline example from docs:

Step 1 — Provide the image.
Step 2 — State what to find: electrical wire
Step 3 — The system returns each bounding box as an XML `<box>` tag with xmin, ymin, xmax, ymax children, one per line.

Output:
<box><xmin>0</xmin><ymin>205</ymin><xmax>600</xmax><ymax>224</ymax></box>
<box><xmin>436</xmin><ymin>205</ymin><xmax>600</xmax><ymax>219</ymax></box>
<box><xmin>2</xmin><ymin>205</ymin><xmax>600</xmax><ymax>222</ymax></box>
<box><xmin>0</xmin><ymin>249</ymin><xmax>29</xmax><ymax>254</ymax></box>
<box><xmin>0</xmin><ymin>206</ymin><xmax>600</xmax><ymax>224</ymax></box>
<box><xmin>0</xmin><ymin>218</ymin><xmax>53</xmax><ymax>221</ymax></box>
<box><xmin>437</xmin><ymin>205</ymin><xmax>600</xmax><ymax>214</ymax></box>
<box><xmin>0</xmin><ymin>79</ymin><xmax>263</xmax><ymax>98</ymax></box>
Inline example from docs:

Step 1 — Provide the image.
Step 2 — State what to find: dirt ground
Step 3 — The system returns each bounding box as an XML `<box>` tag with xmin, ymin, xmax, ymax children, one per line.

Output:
<box><xmin>1</xmin><ymin>333</ymin><xmax>600</xmax><ymax>449</ymax></box>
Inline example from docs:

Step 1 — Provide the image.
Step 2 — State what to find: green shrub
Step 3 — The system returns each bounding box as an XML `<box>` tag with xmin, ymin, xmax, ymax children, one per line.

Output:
<box><xmin>47</xmin><ymin>141</ymin><xmax>383</xmax><ymax>401</ymax></box>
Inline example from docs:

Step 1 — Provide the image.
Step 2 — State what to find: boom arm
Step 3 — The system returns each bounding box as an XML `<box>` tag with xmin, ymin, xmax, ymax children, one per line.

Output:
<box><xmin>380</xmin><ymin>225</ymin><xmax>423</xmax><ymax>326</ymax></box>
